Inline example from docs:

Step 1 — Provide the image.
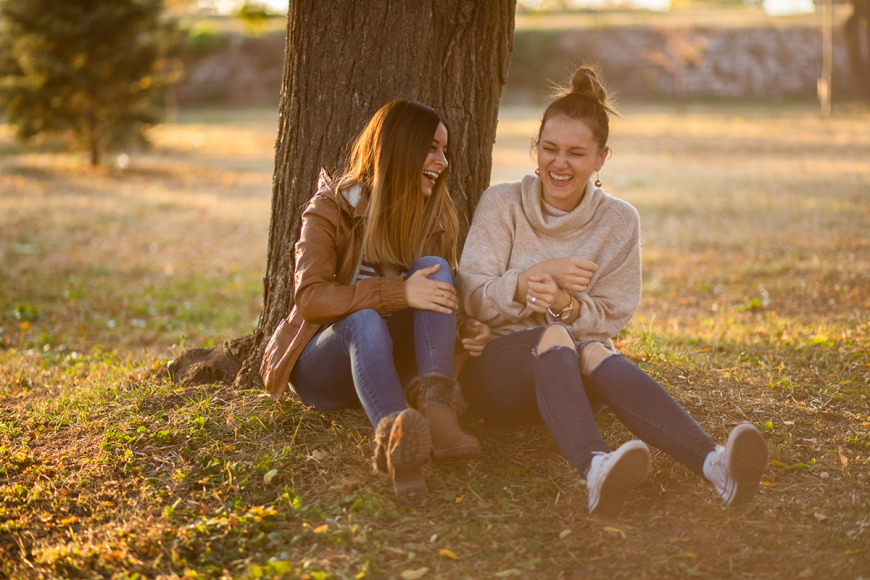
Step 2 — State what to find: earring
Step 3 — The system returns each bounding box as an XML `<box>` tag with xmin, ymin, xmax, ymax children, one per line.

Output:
<box><xmin>534</xmin><ymin>168</ymin><xmax>540</xmax><ymax>176</ymax></box>
<box><xmin>594</xmin><ymin>171</ymin><xmax>602</xmax><ymax>188</ymax></box>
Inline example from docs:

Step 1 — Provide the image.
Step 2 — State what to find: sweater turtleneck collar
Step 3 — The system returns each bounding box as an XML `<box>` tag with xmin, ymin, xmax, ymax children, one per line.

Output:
<box><xmin>520</xmin><ymin>174</ymin><xmax>603</xmax><ymax>237</ymax></box>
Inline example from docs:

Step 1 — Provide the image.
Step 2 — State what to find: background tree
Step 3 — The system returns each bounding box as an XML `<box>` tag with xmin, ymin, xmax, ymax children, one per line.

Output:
<box><xmin>0</xmin><ymin>0</ymin><xmax>181</xmax><ymax>166</ymax></box>
<box><xmin>844</xmin><ymin>0</ymin><xmax>870</xmax><ymax>101</ymax></box>
<box><xmin>643</xmin><ymin>29</ymin><xmax>708</xmax><ymax>113</ymax></box>
<box><xmin>165</xmin><ymin>0</ymin><xmax>517</xmax><ymax>389</ymax></box>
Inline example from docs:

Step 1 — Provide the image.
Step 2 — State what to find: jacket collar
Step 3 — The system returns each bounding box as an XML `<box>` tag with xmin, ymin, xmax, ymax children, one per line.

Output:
<box><xmin>316</xmin><ymin>168</ymin><xmax>368</xmax><ymax>218</ymax></box>
<box><xmin>341</xmin><ymin>183</ymin><xmax>368</xmax><ymax>218</ymax></box>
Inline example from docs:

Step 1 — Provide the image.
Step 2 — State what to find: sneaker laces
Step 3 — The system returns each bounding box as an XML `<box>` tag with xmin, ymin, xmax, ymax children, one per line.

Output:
<box><xmin>586</xmin><ymin>450</ymin><xmax>611</xmax><ymax>480</ymax></box>
<box><xmin>704</xmin><ymin>445</ymin><xmax>735</xmax><ymax>503</ymax></box>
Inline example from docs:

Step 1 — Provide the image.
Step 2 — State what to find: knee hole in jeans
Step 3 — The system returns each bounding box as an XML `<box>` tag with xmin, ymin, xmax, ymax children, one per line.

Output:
<box><xmin>580</xmin><ymin>342</ymin><xmax>616</xmax><ymax>376</ymax></box>
<box><xmin>535</xmin><ymin>323</ymin><xmax>576</xmax><ymax>356</ymax></box>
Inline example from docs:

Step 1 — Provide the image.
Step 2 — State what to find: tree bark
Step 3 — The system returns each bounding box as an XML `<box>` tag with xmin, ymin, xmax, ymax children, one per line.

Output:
<box><xmin>844</xmin><ymin>0</ymin><xmax>870</xmax><ymax>101</ymax></box>
<box><xmin>166</xmin><ymin>0</ymin><xmax>516</xmax><ymax>389</ymax></box>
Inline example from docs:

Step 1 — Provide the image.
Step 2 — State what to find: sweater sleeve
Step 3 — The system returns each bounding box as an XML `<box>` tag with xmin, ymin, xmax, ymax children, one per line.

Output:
<box><xmin>457</xmin><ymin>188</ymin><xmax>536</xmax><ymax>327</ymax></box>
<box><xmin>568</xmin><ymin>205</ymin><xmax>642</xmax><ymax>341</ymax></box>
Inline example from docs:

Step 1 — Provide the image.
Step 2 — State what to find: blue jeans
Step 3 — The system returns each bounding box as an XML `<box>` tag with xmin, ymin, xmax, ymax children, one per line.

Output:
<box><xmin>458</xmin><ymin>324</ymin><xmax>717</xmax><ymax>477</ymax></box>
<box><xmin>288</xmin><ymin>256</ymin><xmax>456</xmax><ymax>428</ymax></box>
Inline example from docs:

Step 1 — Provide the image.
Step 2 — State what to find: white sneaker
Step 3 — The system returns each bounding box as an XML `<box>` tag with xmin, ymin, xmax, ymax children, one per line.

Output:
<box><xmin>587</xmin><ymin>440</ymin><xmax>650</xmax><ymax>517</ymax></box>
<box><xmin>704</xmin><ymin>423</ymin><xmax>768</xmax><ymax>507</ymax></box>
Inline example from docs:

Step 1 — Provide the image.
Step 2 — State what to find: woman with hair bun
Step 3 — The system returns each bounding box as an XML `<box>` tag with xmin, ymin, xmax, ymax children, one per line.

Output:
<box><xmin>267</xmin><ymin>99</ymin><xmax>485</xmax><ymax>505</ymax></box>
<box><xmin>456</xmin><ymin>67</ymin><xmax>768</xmax><ymax>516</ymax></box>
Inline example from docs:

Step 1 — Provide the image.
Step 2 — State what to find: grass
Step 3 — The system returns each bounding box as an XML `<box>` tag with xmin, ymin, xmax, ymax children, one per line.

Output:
<box><xmin>1</xmin><ymin>100</ymin><xmax>869</xmax><ymax>579</ymax></box>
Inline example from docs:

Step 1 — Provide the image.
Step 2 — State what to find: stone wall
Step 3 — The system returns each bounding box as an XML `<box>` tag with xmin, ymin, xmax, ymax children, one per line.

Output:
<box><xmin>554</xmin><ymin>27</ymin><xmax>850</xmax><ymax>98</ymax></box>
<box><xmin>176</xmin><ymin>32</ymin><xmax>285</xmax><ymax>105</ymax></box>
<box><xmin>174</xmin><ymin>26</ymin><xmax>853</xmax><ymax>105</ymax></box>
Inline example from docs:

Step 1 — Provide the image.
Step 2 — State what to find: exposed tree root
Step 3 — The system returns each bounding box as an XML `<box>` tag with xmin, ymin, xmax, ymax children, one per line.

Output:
<box><xmin>157</xmin><ymin>333</ymin><xmax>257</xmax><ymax>387</ymax></box>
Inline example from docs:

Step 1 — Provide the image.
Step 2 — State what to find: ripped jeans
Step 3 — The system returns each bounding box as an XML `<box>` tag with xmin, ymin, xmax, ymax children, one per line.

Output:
<box><xmin>458</xmin><ymin>323</ymin><xmax>717</xmax><ymax>478</ymax></box>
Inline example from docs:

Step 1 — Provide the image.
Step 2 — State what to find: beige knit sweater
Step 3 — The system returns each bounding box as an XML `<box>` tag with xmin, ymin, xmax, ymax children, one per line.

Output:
<box><xmin>457</xmin><ymin>175</ymin><xmax>642</xmax><ymax>345</ymax></box>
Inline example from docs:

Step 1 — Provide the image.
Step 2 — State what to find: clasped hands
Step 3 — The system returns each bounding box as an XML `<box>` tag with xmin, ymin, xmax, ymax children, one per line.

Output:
<box><xmin>522</xmin><ymin>256</ymin><xmax>598</xmax><ymax>315</ymax></box>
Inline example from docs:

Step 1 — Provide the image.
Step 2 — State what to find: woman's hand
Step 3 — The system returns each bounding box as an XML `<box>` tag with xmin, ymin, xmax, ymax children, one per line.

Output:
<box><xmin>404</xmin><ymin>263</ymin><xmax>458</xmax><ymax>314</ymax></box>
<box><xmin>459</xmin><ymin>319</ymin><xmax>491</xmax><ymax>357</ymax></box>
<box><xmin>525</xmin><ymin>273</ymin><xmax>563</xmax><ymax>313</ymax></box>
<box><xmin>541</xmin><ymin>257</ymin><xmax>598</xmax><ymax>293</ymax></box>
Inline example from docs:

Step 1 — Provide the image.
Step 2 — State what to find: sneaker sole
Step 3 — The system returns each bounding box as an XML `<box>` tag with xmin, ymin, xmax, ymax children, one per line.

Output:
<box><xmin>388</xmin><ymin>409</ymin><xmax>432</xmax><ymax>506</ymax></box>
<box><xmin>725</xmin><ymin>424</ymin><xmax>768</xmax><ymax>507</ymax></box>
<box><xmin>591</xmin><ymin>442</ymin><xmax>650</xmax><ymax>517</ymax></box>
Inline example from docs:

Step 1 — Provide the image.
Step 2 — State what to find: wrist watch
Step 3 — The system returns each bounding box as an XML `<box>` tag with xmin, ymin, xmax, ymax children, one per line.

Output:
<box><xmin>548</xmin><ymin>294</ymin><xmax>576</xmax><ymax>320</ymax></box>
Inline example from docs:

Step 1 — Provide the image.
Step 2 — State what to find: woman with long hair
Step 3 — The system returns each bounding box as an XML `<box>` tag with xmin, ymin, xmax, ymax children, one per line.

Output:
<box><xmin>270</xmin><ymin>99</ymin><xmax>484</xmax><ymax>505</ymax></box>
<box><xmin>457</xmin><ymin>67</ymin><xmax>768</xmax><ymax>517</ymax></box>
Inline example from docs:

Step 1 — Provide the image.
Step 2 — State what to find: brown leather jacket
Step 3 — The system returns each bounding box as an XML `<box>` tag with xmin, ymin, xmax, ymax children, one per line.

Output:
<box><xmin>263</xmin><ymin>171</ymin><xmax>449</xmax><ymax>399</ymax></box>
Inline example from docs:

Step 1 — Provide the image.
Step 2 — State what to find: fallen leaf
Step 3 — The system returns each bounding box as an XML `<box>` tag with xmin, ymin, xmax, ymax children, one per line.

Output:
<box><xmin>494</xmin><ymin>570</ymin><xmax>522</xmax><ymax>578</ymax></box>
<box><xmin>762</xmin><ymin>481</ymin><xmax>776</xmax><ymax>487</ymax></box>
<box><xmin>59</xmin><ymin>517</ymin><xmax>78</xmax><ymax>526</ymax></box>
<box><xmin>338</xmin><ymin>482</ymin><xmax>354</xmax><ymax>494</ymax></box>
<box><xmin>520</xmin><ymin>558</ymin><xmax>541</xmax><ymax>570</ymax></box>
<box><xmin>559</xmin><ymin>529</ymin><xmax>572</xmax><ymax>539</ymax></box>
<box><xmin>400</xmin><ymin>568</ymin><xmax>429</xmax><ymax>580</ymax></box>
<box><xmin>769</xmin><ymin>460</ymin><xmax>785</xmax><ymax>467</ymax></box>
<box><xmin>455</xmin><ymin>495</ymin><xmax>464</xmax><ymax>503</ymax></box>
<box><xmin>603</xmin><ymin>526</ymin><xmax>626</xmax><ymax>539</ymax></box>
<box><xmin>263</xmin><ymin>469</ymin><xmax>278</xmax><ymax>484</ymax></box>
<box><xmin>313</xmin><ymin>524</ymin><xmax>328</xmax><ymax>533</ymax></box>
<box><xmin>101</xmin><ymin>501</ymin><xmax>114</xmax><ymax>507</ymax></box>
<box><xmin>438</xmin><ymin>549</ymin><xmax>459</xmax><ymax>560</ymax></box>
<box><xmin>844</xmin><ymin>548</ymin><xmax>866</xmax><ymax>555</ymax></box>
<box><xmin>19</xmin><ymin>321</ymin><xmax>29</xmax><ymax>330</ymax></box>
<box><xmin>838</xmin><ymin>449</ymin><xmax>849</xmax><ymax>468</ymax></box>
<box><xmin>677</xmin><ymin>552</ymin><xmax>697</xmax><ymax>559</ymax></box>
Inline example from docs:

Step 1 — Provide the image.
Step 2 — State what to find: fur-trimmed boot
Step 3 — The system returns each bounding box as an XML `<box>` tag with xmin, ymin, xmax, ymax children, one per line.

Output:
<box><xmin>406</xmin><ymin>374</ymin><xmax>482</xmax><ymax>463</ymax></box>
<box><xmin>373</xmin><ymin>408</ymin><xmax>431</xmax><ymax>506</ymax></box>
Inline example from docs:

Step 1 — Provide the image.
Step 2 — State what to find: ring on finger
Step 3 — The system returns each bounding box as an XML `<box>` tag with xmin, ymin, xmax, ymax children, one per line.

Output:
<box><xmin>440</xmin><ymin>290</ymin><xmax>444</xmax><ymax>297</ymax></box>
<box><xmin>530</xmin><ymin>296</ymin><xmax>537</xmax><ymax>303</ymax></box>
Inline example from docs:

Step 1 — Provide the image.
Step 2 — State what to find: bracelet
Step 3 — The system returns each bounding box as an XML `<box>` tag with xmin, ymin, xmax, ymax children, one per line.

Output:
<box><xmin>457</xmin><ymin>319</ymin><xmax>471</xmax><ymax>340</ymax></box>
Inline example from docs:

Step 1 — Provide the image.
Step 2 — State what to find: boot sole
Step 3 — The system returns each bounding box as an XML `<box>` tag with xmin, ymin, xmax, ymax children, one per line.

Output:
<box><xmin>591</xmin><ymin>442</ymin><xmax>650</xmax><ymax>517</ymax></box>
<box><xmin>725</xmin><ymin>424</ymin><xmax>768</xmax><ymax>507</ymax></box>
<box><xmin>388</xmin><ymin>409</ymin><xmax>431</xmax><ymax>506</ymax></box>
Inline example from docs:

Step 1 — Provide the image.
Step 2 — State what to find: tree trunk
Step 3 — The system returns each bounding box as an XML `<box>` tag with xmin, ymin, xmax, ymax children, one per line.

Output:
<box><xmin>844</xmin><ymin>0</ymin><xmax>870</xmax><ymax>101</ymax></box>
<box><xmin>90</xmin><ymin>138</ymin><xmax>100</xmax><ymax>167</ymax></box>
<box><xmin>165</xmin><ymin>0</ymin><xmax>516</xmax><ymax>390</ymax></box>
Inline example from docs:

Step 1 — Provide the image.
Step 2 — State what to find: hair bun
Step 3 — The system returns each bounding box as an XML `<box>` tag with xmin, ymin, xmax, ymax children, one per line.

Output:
<box><xmin>570</xmin><ymin>66</ymin><xmax>607</xmax><ymax>106</ymax></box>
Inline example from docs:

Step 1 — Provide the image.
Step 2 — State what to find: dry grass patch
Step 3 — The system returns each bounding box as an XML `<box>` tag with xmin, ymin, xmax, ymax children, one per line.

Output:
<box><xmin>1</xmin><ymin>102</ymin><xmax>869</xmax><ymax>579</ymax></box>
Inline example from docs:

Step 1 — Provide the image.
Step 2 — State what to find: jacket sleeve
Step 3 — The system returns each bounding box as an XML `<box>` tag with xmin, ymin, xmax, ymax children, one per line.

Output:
<box><xmin>293</xmin><ymin>194</ymin><xmax>408</xmax><ymax>325</ymax></box>
<box><xmin>567</xmin><ymin>207</ymin><xmax>642</xmax><ymax>341</ymax></box>
<box><xmin>457</xmin><ymin>189</ymin><xmax>536</xmax><ymax>328</ymax></box>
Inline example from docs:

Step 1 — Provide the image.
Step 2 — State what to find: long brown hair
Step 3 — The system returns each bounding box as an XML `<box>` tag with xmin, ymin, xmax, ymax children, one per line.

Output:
<box><xmin>339</xmin><ymin>99</ymin><xmax>458</xmax><ymax>270</ymax></box>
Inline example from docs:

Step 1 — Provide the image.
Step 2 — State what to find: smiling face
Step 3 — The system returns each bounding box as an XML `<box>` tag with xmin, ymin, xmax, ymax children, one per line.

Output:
<box><xmin>536</xmin><ymin>115</ymin><xmax>608</xmax><ymax>211</ymax></box>
<box><xmin>421</xmin><ymin>122</ymin><xmax>448</xmax><ymax>197</ymax></box>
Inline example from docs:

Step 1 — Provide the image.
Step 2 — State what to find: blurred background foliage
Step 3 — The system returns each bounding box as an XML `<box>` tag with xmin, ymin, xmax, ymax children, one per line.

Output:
<box><xmin>0</xmin><ymin>0</ymin><xmax>183</xmax><ymax>166</ymax></box>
